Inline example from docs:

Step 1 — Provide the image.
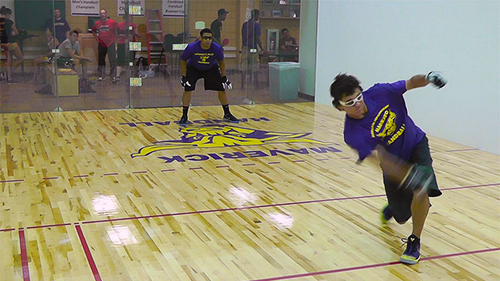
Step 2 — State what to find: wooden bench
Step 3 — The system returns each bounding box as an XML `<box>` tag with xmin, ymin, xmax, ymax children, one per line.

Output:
<box><xmin>45</xmin><ymin>64</ymin><xmax>79</xmax><ymax>97</ymax></box>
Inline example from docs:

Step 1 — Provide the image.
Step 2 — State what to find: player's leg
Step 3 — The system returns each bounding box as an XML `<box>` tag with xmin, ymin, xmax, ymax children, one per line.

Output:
<box><xmin>204</xmin><ymin>65</ymin><xmax>238</xmax><ymax>123</ymax></box>
<box><xmin>179</xmin><ymin>66</ymin><xmax>199</xmax><ymax>125</ymax></box>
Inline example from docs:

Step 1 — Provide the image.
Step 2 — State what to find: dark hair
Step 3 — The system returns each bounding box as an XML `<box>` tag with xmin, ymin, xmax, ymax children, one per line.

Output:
<box><xmin>199</xmin><ymin>28</ymin><xmax>213</xmax><ymax>37</ymax></box>
<box><xmin>330</xmin><ymin>73</ymin><xmax>363</xmax><ymax>109</ymax></box>
<box><xmin>70</xmin><ymin>29</ymin><xmax>79</xmax><ymax>36</ymax></box>
<box><xmin>251</xmin><ymin>9</ymin><xmax>259</xmax><ymax>18</ymax></box>
<box><xmin>281</xmin><ymin>28</ymin><xmax>289</xmax><ymax>34</ymax></box>
<box><xmin>0</xmin><ymin>6</ymin><xmax>12</xmax><ymax>15</ymax></box>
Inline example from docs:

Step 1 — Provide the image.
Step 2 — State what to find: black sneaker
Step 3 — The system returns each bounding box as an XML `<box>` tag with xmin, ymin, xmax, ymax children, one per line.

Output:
<box><xmin>400</xmin><ymin>234</ymin><xmax>421</xmax><ymax>264</ymax></box>
<box><xmin>179</xmin><ymin>115</ymin><xmax>188</xmax><ymax>126</ymax></box>
<box><xmin>223</xmin><ymin>113</ymin><xmax>239</xmax><ymax>123</ymax></box>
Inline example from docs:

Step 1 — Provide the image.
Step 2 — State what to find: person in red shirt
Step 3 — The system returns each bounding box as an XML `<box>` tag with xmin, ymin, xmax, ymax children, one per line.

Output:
<box><xmin>116</xmin><ymin>15</ymin><xmax>140</xmax><ymax>81</ymax></box>
<box><xmin>92</xmin><ymin>9</ymin><xmax>118</xmax><ymax>82</ymax></box>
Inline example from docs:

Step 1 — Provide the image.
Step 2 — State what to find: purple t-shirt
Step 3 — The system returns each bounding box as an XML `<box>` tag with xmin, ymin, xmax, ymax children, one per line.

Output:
<box><xmin>344</xmin><ymin>80</ymin><xmax>425</xmax><ymax>161</ymax></box>
<box><xmin>181</xmin><ymin>41</ymin><xmax>224</xmax><ymax>71</ymax></box>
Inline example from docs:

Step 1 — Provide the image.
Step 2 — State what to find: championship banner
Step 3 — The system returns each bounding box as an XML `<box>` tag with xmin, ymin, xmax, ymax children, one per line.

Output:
<box><xmin>117</xmin><ymin>0</ymin><xmax>145</xmax><ymax>16</ymax></box>
<box><xmin>71</xmin><ymin>0</ymin><xmax>100</xmax><ymax>16</ymax></box>
<box><xmin>162</xmin><ymin>0</ymin><xmax>185</xmax><ymax>18</ymax></box>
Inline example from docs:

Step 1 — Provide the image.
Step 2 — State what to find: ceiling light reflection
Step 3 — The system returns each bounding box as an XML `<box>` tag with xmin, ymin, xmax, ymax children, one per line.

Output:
<box><xmin>92</xmin><ymin>194</ymin><xmax>119</xmax><ymax>216</ymax></box>
<box><xmin>107</xmin><ymin>225</ymin><xmax>138</xmax><ymax>246</ymax></box>
<box><xmin>228</xmin><ymin>186</ymin><xmax>257</xmax><ymax>207</ymax></box>
<box><xmin>268</xmin><ymin>212</ymin><xmax>294</xmax><ymax>230</ymax></box>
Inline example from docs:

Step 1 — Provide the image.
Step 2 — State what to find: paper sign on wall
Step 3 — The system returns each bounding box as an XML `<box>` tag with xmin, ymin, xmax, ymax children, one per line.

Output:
<box><xmin>71</xmin><ymin>0</ymin><xmax>100</xmax><ymax>16</ymax></box>
<box><xmin>162</xmin><ymin>0</ymin><xmax>185</xmax><ymax>18</ymax></box>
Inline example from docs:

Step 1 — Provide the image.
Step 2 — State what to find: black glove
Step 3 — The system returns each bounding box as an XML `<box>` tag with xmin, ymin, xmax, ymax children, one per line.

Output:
<box><xmin>426</xmin><ymin>71</ymin><xmax>447</xmax><ymax>88</ymax></box>
<box><xmin>180</xmin><ymin>76</ymin><xmax>191</xmax><ymax>88</ymax></box>
<box><xmin>222</xmin><ymin>76</ymin><xmax>232</xmax><ymax>90</ymax></box>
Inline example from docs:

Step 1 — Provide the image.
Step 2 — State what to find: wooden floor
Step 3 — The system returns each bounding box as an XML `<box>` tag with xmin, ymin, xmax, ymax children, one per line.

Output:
<box><xmin>0</xmin><ymin>102</ymin><xmax>499</xmax><ymax>281</ymax></box>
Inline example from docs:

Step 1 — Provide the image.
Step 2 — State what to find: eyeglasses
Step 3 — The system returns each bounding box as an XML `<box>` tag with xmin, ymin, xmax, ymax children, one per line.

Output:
<box><xmin>339</xmin><ymin>92</ymin><xmax>363</xmax><ymax>107</ymax></box>
<box><xmin>202</xmin><ymin>36</ymin><xmax>213</xmax><ymax>40</ymax></box>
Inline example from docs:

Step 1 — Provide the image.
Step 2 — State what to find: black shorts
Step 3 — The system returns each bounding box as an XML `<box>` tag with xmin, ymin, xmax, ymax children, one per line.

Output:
<box><xmin>383</xmin><ymin>136</ymin><xmax>442</xmax><ymax>223</ymax></box>
<box><xmin>184</xmin><ymin>65</ymin><xmax>224</xmax><ymax>92</ymax></box>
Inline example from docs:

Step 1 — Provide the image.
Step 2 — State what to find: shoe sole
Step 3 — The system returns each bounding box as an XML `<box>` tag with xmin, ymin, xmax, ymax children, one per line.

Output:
<box><xmin>223</xmin><ymin>118</ymin><xmax>239</xmax><ymax>123</ymax></box>
<box><xmin>400</xmin><ymin>254</ymin><xmax>420</xmax><ymax>265</ymax></box>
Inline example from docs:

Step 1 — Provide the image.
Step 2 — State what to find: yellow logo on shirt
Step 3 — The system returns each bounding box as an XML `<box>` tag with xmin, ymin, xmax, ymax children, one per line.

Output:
<box><xmin>371</xmin><ymin>105</ymin><xmax>405</xmax><ymax>145</ymax></box>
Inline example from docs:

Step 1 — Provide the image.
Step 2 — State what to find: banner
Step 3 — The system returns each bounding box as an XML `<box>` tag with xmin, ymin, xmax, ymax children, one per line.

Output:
<box><xmin>71</xmin><ymin>0</ymin><xmax>100</xmax><ymax>16</ymax></box>
<box><xmin>117</xmin><ymin>0</ymin><xmax>145</xmax><ymax>16</ymax></box>
<box><xmin>162</xmin><ymin>0</ymin><xmax>185</xmax><ymax>18</ymax></box>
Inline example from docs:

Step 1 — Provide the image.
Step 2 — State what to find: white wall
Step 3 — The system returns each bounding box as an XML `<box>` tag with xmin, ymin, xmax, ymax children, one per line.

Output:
<box><xmin>315</xmin><ymin>0</ymin><xmax>500</xmax><ymax>154</ymax></box>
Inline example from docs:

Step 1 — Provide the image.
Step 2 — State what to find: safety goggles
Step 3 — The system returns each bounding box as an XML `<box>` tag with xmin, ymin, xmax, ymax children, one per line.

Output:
<box><xmin>339</xmin><ymin>93</ymin><xmax>363</xmax><ymax>107</ymax></box>
<box><xmin>201</xmin><ymin>36</ymin><xmax>213</xmax><ymax>40</ymax></box>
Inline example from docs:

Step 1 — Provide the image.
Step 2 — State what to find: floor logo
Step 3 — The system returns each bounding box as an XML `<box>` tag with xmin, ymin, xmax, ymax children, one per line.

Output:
<box><xmin>131</xmin><ymin>125</ymin><xmax>333</xmax><ymax>158</ymax></box>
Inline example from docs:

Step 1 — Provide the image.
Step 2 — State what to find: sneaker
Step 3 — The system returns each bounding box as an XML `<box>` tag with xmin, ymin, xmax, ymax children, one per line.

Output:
<box><xmin>179</xmin><ymin>115</ymin><xmax>188</xmax><ymax>126</ymax></box>
<box><xmin>400</xmin><ymin>234</ymin><xmax>421</xmax><ymax>264</ymax></box>
<box><xmin>380</xmin><ymin>203</ymin><xmax>393</xmax><ymax>223</ymax></box>
<box><xmin>98</xmin><ymin>77</ymin><xmax>104</xmax><ymax>81</ymax></box>
<box><xmin>223</xmin><ymin>113</ymin><xmax>239</xmax><ymax>123</ymax></box>
<box><xmin>7</xmin><ymin>79</ymin><xmax>18</xmax><ymax>84</ymax></box>
<box><xmin>0</xmin><ymin>71</ymin><xmax>6</xmax><ymax>81</ymax></box>
<box><xmin>111</xmin><ymin>77</ymin><xmax>118</xmax><ymax>84</ymax></box>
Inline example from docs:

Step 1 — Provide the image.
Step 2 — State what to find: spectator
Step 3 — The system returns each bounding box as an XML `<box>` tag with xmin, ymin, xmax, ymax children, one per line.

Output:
<box><xmin>0</xmin><ymin>6</ymin><xmax>24</xmax><ymax>84</ymax></box>
<box><xmin>210</xmin><ymin>8</ymin><xmax>228</xmax><ymax>47</ymax></box>
<box><xmin>57</xmin><ymin>30</ymin><xmax>92</xmax><ymax>77</ymax></box>
<box><xmin>240</xmin><ymin>9</ymin><xmax>263</xmax><ymax>89</ymax></box>
<box><xmin>116</xmin><ymin>14</ymin><xmax>140</xmax><ymax>81</ymax></box>
<box><xmin>44</xmin><ymin>9</ymin><xmax>70</xmax><ymax>46</ymax></box>
<box><xmin>92</xmin><ymin>9</ymin><xmax>118</xmax><ymax>82</ymax></box>
<box><xmin>32</xmin><ymin>28</ymin><xmax>59</xmax><ymax>83</ymax></box>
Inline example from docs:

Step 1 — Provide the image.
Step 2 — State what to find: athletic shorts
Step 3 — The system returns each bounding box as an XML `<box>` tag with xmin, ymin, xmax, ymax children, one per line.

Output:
<box><xmin>239</xmin><ymin>47</ymin><xmax>260</xmax><ymax>73</ymax></box>
<box><xmin>383</xmin><ymin>136</ymin><xmax>442</xmax><ymax>223</ymax></box>
<box><xmin>184</xmin><ymin>64</ymin><xmax>224</xmax><ymax>92</ymax></box>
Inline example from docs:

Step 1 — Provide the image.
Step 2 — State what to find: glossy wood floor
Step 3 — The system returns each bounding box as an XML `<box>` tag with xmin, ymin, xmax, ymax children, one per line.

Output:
<box><xmin>0</xmin><ymin>103</ymin><xmax>499</xmax><ymax>281</ymax></box>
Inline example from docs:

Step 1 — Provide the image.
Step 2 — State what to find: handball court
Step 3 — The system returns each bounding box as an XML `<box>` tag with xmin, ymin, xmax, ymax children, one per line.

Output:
<box><xmin>0</xmin><ymin>102</ymin><xmax>498</xmax><ymax>280</ymax></box>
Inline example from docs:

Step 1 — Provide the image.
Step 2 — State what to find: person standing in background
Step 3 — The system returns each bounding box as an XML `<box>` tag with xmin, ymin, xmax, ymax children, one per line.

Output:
<box><xmin>240</xmin><ymin>9</ymin><xmax>263</xmax><ymax>89</ymax></box>
<box><xmin>116</xmin><ymin>15</ymin><xmax>140</xmax><ymax>81</ymax></box>
<box><xmin>210</xmin><ymin>8</ymin><xmax>228</xmax><ymax>47</ymax></box>
<box><xmin>92</xmin><ymin>9</ymin><xmax>118</xmax><ymax>82</ymax></box>
<box><xmin>44</xmin><ymin>9</ymin><xmax>70</xmax><ymax>46</ymax></box>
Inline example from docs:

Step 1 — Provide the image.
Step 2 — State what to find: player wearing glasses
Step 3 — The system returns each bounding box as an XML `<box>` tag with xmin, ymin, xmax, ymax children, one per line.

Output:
<box><xmin>179</xmin><ymin>28</ymin><xmax>237</xmax><ymax>125</ymax></box>
<box><xmin>330</xmin><ymin>72</ymin><xmax>447</xmax><ymax>265</ymax></box>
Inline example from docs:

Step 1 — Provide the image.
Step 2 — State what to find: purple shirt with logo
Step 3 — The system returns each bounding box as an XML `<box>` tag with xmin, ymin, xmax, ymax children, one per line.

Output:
<box><xmin>181</xmin><ymin>41</ymin><xmax>224</xmax><ymax>71</ymax></box>
<box><xmin>344</xmin><ymin>80</ymin><xmax>425</xmax><ymax>161</ymax></box>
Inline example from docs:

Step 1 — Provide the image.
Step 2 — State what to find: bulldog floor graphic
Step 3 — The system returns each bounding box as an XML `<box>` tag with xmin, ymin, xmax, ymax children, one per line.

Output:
<box><xmin>131</xmin><ymin>125</ymin><xmax>341</xmax><ymax>160</ymax></box>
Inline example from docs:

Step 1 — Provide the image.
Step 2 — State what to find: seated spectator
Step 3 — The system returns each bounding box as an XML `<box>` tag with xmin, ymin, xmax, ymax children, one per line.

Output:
<box><xmin>32</xmin><ymin>28</ymin><xmax>59</xmax><ymax>83</ymax></box>
<box><xmin>279</xmin><ymin>28</ymin><xmax>298</xmax><ymax>62</ymax></box>
<box><xmin>57</xmin><ymin>30</ymin><xmax>92</xmax><ymax>77</ymax></box>
<box><xmin>1</xmin><ymin>6</ymin><xmax>24</xmax><ymax>84</ymax></box>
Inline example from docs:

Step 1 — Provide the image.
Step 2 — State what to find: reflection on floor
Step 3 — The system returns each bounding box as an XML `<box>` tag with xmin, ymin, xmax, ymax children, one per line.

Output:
<box><xmin>0</xmin><ymin>68</ymin><xmax>310</xmax><ymax>113</ymax></box>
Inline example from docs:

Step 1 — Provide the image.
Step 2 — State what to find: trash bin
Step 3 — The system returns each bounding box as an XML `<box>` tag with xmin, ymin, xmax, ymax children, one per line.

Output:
<box><xmin>268</xmin><ymin>62</ymin><xmax>300</xmax><ymax>100</ymax></box>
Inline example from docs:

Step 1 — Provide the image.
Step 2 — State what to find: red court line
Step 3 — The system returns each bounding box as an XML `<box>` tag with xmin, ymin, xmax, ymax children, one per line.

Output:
<box><xmin>0</xmin><ymin>179</ymin><xmax>24</xmax><ymax>183</ymax></box>
<box><xmin>251</xmin><ymin>247</ymin><xmax>500</xmax><ymax>281</ymax></box>
<box><xmin>293</xmin><ymin>160</ymin><xmax>305</xmax><ymax>163</ymax></box>
<box><xmin>19</xmin><ymin>228</ymin><xmax>30</xmax><ymax>281</ymax></box>
<box><xmin>161</xmin><ymin>169</ymin><xmax>175</xmax><ymax>172</ymax></box>
<box><xmin>189</xmin><ymin>167</ymin><xmax>203</xmax><ymax>170</ymax></box>
<box><xmin>42</xmin><ymin>177</ymin><xmax>59</xmax><ymax>180</ymax></box>
<box><xmin>268</xmin><ymin>162</ymin><xmax>281</xmax><ymax>164</ymax></box>
<box><xmin>133</xmin><ymin>171</ymin><xmax>148</xmax><ymax>174</ymax></box>
<box><xmin>242</xmin><ymin>163</ymin><xmax>256</xmax><ymax>166</ymax></box>
<box><xmin>73</xmin><ymin>175</ymin><xmax>89</xmax><ymax>178</ymax></box>
<box><xmin>27</xmin><ymin>223</ymin><xmax>71</xmax><ymax>230</ymax></box>
<box><xmin>0</xmin><ymin>228</ymin><xmax>15</xmax><ymax>232</ymax></box>
<box><xmin>216</xmin><ymin>165</ymin><xmax>229</xmax><ymax>168</ymax></box>
<box><xmin>316</xmin><ymin>159</ymin><xmax>329</xmax><ymax>161</ymax></box>
<box><xmin>80</xmin><ymin>182</ymin><xmax>499</xmax><ymax>225</ymax></box>
<box><xmin>75</xmin><ymin>224</ymin><xmax>102</xmax><ymax>281</ymax></box>
<box><xmin>103</xmin><ymin>173</ymin><xmax>118</xmax><ymax>176</ymax></box>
